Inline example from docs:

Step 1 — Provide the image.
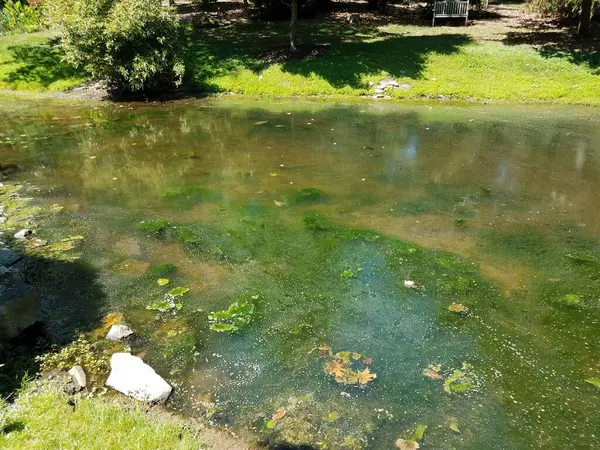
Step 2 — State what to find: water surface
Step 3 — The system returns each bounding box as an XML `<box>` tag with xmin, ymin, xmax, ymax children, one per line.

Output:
<box><xmin>1</xmin><ymin>99</ymin><xmax>600</xmax><ymax>449</ymax></box>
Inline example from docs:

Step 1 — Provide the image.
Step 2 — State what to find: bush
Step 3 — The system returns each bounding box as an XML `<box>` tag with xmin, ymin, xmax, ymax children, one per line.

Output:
<box><xmin>528</xmin><ymin>0</ymin><xmax>599</xmax><ymax>18</ymax></box>
<box><xmin>47</xmin><ymin>0</ymin><xmax>184</xmax><ymax>95</ymax></box>
<box><xmin>252</xmin><ymin>0</ymin><xmax>331</xmax><ymax>21</ymax></box>
<box><xmin>0</xmin><ymin>0</ymin><xmax>45</xmax><ymax>34</ymax></box>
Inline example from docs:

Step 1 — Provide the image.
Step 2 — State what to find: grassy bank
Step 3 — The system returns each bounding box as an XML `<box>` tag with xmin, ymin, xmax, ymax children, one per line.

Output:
<box><xmin>0</xmin><ymin>383</ymin><xmax>202</xmax><ymax>450</ymax></box>
<box><xmin>0</xmin><ymin>3</ymin><xmax>599</xmax><ymax>104</ymax></box>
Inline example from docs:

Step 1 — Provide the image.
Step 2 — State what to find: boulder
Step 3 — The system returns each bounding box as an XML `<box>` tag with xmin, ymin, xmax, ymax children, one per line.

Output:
<box><xmin>68</xmin><ymin>365</ymin><xmax>87</xmax><ymax>390</ymax></box>
<box><xmin>14</xmin><ymin>229</ymin><xmax>33</xmax><ymax>239</ymax></box>
<box><xmin>105</xmin><ymin>324</ymin><xmax>134</xmax><ymax>341</ymax></box>
<box><xmin>0</xmin><ymin>275</ymin><xmax>40</xmax><ymax>341</ymax></box>
<box><xmin>106</xmin><ymin>353</ymin><xmax>172</xmax><ymax>403</ymax></box>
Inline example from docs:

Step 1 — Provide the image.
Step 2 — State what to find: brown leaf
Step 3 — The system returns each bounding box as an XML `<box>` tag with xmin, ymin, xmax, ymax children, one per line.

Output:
<box><xmin>357</xmin><ymin>368</ymin><xmax>377</xmax><ymax>385</ymax></box>
<box><xmin>396</xmin><ymin>439</ymin><xmax>420</xmax><ymax>450</ymax></box>
<box><xmin>274</xmin><ymin>200</ymin><xmax>285</xmax><ymax>207</ymax></box>
<box><xmin>272</xmin><ymin>407</ymin><xmax>287</xmax><ymax>421</ymax></box>
<box><xmin>326</xmin><ymin>360</ymin><xmax>346</xmax><ymax>379</ymax></box>
<box><xmin>423</xmin><ymin>369</ymin><xmax>443</xmax><ymax>380</ymax></box>
<box><xmin>362</xmin><ymin>357</ymin><xmax>373</xmax><ymax>366</ymax></box>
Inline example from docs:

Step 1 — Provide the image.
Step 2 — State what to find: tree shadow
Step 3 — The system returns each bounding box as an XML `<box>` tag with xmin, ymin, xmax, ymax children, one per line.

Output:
<box><xmin>503</xmin><ymin>28</ymin><xmax>600</xmax><ymax>74</ymax></box>
<box><xmin>280</xmin><ymin>33</ymin><xmax>472</xmax><ymax>88</ymax></box>
<box><xmin>184</xmin><ymin>21</ymin><xmax>471</xmax><ymax>90</ymax></box>
<box><xmin>0</xmin><ymin>254</ymin><xmax>106</xmax><ymax>398</ymax></box>
<box><xmin>2</xmin><ymin>40</ymin><xmax>86</xmax><ymax>88</ymax></box>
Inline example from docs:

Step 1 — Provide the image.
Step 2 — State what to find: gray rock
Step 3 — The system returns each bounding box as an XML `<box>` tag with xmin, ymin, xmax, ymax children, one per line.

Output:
<box><xmin>0</xmin><ymin>276</ymin><xmax>40</xmax><ymax>341</ymax></box>
<box><xmin>0</xmin><ymin>248</ymin><xmax>20</xmax><ymax>266</ymax></box>
<box><xmin>106</xmin><ymin>353</ymin><xmax>172</xmax><ymax>403</ymax></box>
<box><xmin>68</xmin><ymin>365</ymin><xmax>87</xmax><ymax>390</ymax></box>
<box><xmin>105</xmin><ymin>324</ymin><xmax>133</xmax><ymax>341</ymax></box>
<box><xmin>13</xmin><ymin>229</ymin><xmax>33</xmax><ymax>239</ymax></box>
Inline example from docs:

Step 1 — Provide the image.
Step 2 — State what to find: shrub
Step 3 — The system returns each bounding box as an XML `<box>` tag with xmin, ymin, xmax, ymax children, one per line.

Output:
<box><xmin>47</xmin><ymin>0</ymin><xmax>184</xmax><ymax>95</ymax></box>
<box><xmin>528</xmin><ymin>0</ymin><xmax>599</xmax><ymax>18</ymax></box>
<box><xmin>0</xmin><ymin>0</ymin><xmax>45</xmax><ymax>34</ymax></box>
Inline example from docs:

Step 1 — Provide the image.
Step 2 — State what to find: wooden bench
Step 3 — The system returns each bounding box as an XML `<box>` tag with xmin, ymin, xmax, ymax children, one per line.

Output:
<box><xmin>432</xmin><ymin>0</ymin><xmax>470</xmax><ymax>26</ymax></box>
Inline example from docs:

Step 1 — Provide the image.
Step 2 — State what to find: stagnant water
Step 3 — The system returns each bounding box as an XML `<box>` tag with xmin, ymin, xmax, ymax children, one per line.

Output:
<box><xmin>1</xmin><ymin>98</ymin><xmax>600</xmax><ymax>449</ymax></box>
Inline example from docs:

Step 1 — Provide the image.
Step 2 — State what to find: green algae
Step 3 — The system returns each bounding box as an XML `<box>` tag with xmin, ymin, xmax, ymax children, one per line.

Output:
<box><xmin>163</xmin><ymin>187</ymin><xmax>221</xmax><ymax>209</ymax></box>
<box><xmin>208</xmin><ymin>300</ymin><xmax>256</xmax><ymax>332</ymax></box>
<box><xmin>292</xmin><ymin>187</ymin><xmax>326</xmax><ymax>204</ymax></box>
<box><xmin>135</xmin><ymin>219</ymin><xmax>170</xmax><ymax>236</ymax></box>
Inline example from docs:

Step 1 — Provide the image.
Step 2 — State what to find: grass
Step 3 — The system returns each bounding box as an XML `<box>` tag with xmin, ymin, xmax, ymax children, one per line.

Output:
<box><xmin>1</xmin><ymin>5</ymin><xmax>600</xmax><ymax>103</ymax></box>
<box><xmin>0</xmin><ymin>383</ymin><xmax>202</xmax><ymax>450</ymax></box>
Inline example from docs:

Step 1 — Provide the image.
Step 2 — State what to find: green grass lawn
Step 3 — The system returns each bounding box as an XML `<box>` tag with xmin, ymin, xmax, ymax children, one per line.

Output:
<box><xmin>1</xmin><ymin>12</ymin><xmax>600</xmax><ymax>104</ymax></box>
<box><xmin>0</xmin><ymin>383</ymin><xmax>202</xmax><ymax>450</ymax></box>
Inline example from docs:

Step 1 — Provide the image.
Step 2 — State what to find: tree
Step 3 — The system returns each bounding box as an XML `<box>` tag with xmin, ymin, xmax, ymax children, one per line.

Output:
<box><xmin>578</xmin><ymin>0</ymin><xmax>592</xmax><ymax>35</ymax></box>
<box><xmin>290</xmin><ymin>0</ymin><xmax>298</xmax><ymax>51</ymax></box>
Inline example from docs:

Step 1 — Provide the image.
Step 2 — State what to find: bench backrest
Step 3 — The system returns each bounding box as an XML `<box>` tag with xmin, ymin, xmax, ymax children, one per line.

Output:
<box><xmin>434</xmin><ymin>1</ymin><xmax>469</xmax><ymax>17</ymax></box>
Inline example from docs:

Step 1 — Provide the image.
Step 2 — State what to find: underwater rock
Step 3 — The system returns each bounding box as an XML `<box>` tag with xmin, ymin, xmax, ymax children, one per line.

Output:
<box><xmin>68</xmin><ymin>365</ymin><xmax>87</xmax><ymax>390</ymax></box>
<box><xmin>13</xmin><ymin>229</ymin><xmax>33</xmax><ymax>239</ymax></box>
<box><xmin>448</xmin><ymin>303</ymin><xmax>469</xmax><ymax>315</ymax></box>
<box><xmin>106</xmin><ymin>353</ymin><xmax>172</xmax><ymax>403</ymax></box>
<box><xmin>396</xmin><ymin>439</ymin><xmax>419</xmax><ymax>450</ymax></box>
<box><xmin>0</xmin><ymin>275</ymin><xmax>40</xmax><ymax>341</ymax></box>
<box><xmin>0</xmin><ymin>248</ymin><xmax>18</xmax><ymax>266</ymax></box>
<box><xmin>106</xmin><ymin>324</ymin><xmax>134</xmax><ymax>341</ymax></box>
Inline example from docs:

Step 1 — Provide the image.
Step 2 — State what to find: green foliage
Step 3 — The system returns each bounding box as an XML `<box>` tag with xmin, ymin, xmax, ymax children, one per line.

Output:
<box><xmin>46</xmin><ymin>0</ymin><xmax>184</xmax><ymax>94</ymax></box>
<box><xmin>135</xmin><ymin>219</ymin><xmax>171</xmax><ymax>236</ymax></box>
<box><xmin>0</xmin><ymin>0</ymin><xmax>44</xmax><ymax>35</ymax></box>
<box><xmin>528</xmin><ymin>0</ymin><xmax>599</xmax><ymax>18</ymax></box>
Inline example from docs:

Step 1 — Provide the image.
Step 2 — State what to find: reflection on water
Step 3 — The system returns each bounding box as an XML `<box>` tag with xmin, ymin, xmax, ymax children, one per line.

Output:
<box><xmin>1</xmin><ymin>99</ymin><xmax>600</xmax><ymax>448</ymax></box>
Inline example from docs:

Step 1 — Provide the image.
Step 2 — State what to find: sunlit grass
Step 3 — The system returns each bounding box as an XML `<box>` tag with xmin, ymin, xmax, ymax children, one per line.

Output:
<box><xmin>0</xmin><ymin>384</ymin><xmax>201</xmax><ymax>450</ymax></box>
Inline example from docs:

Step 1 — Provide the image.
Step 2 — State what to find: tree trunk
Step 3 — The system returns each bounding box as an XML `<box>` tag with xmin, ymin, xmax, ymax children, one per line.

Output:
<box><xmin>578</xmin><ymin>0</ymin><xmax>592</xmax><ymax>36</ymax></box>
<box><xmin>290</xmin><ymin>0</ymin><xmax>298</xmax><ymax>52</ymax></box>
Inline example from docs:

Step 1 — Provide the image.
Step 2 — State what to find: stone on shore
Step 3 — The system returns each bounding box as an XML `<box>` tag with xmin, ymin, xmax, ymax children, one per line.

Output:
<box><xmin>14</xmin><ymin>229</ymin><xmax>33</xmax><ymax>239</ymax></box>
<box><xmin>0</xmin><ymin>275</ymin><xmax>40</xmax><ymax>341</ymax></box>
<box><xmin>68</xmin><ymin>365</ymin><xmax>87</xmax><ymax>390</ymax></box>
<box><xmin>105</xmin><ymin>324</ymin><xmax>134</xmax><ymax>341</ymax></box>
<box><xmin>106</xmin><ymin>353</ymin><xmax>172</xmax><ymax>403</ymax></box>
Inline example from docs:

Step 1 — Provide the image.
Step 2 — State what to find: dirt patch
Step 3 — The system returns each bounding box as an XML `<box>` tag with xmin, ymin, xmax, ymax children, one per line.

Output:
<box><xmin>257</xmin><ymin>44</ymin><xmax>331</xmax><ymax>63</ymax></box>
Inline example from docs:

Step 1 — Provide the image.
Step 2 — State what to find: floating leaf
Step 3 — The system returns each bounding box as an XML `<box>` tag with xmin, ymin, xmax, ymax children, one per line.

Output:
<box><xmin>357</xmin><ymin>368</ymin><xmax>377</xmax><ymax>385</ymax></box>
<box><xmin>362</xmin><ymin>357</ymin><xmax>373</xmax><ymax>365</ymax></box>
<box><xmin>208</xmin><ymin>300</ymin><xmax>256</xmax><ymax>333</ymax></box>
<box><xmin>444</xmin><ymin>363</ymin><xmax>478</xmax><ymax>394</ymax></box>
<box><xmin>445</xmin><ymin>416</ymin><xmax>460</xmax><ymax>433</ymax></box>
<box><xmin>103</xmin><ymin>312</ymin><xmax>124</xmax><ymax>328</ymax></box>
<box><xmin>448</xmin><ymin>303</ymin><xmax>469</xmax><ymax>315</ymax></box>
<box><xmin>274</xmin><ymin>200</ymin><xmax>285</xmax><ymax>207</ymax></box>
<box><xmin>565</xmin><ymin>252</ymin><xmax>598</xmax><ymax>263</ymax></box>
<box><xmin>255</xmin><ymin>121</ymin><xmax>268</xmax><ymax>126</ymax></box>
<box><xmin>410</xmin><ymin>424</ymin><xmax>427</xmax><ymax>441</ymax></box>
<box><xmin>209</xmin><ymin>322</ymin><xmax>235</xmax><ymax>332</ymax></box>
<box><xmin>341</xmin><ymin>270</ymin><xmax>356</xmax><ymax>279</ymax></box>
<box><xmin>146</xmin><ymin>299</ymin><xmax>173</xmax><ymax>312</ymax></box>
<box><xmin>157</xmin><ymin>278</ymin><xmax>170</xmax><ymax>286</ymax></box>
<box><xmin>395</xmin><ymin>439</ymin><xmax>419</xmax><ymax>450</ymax></box>
<box><xmin>335</xmin><ymin>351</ymin><xmax>354</xmax><ymax>364</ymax></box>
<box><xmin>586</xmin><ymin>378</ymin><xmax>600</xmax><ymax>390</ymax></box>
<box><xmin>423</xmin><ymin>368</ymin><xmax>443</xmax><ymax>380</ymax></box>
<box><xmin>168</xmin><ymin>287</ymin><xmax>189</xmax><ymax>297</ymax></box>
<box><xmin>558</xmin><ymin>294</ymin><xmax>581</xmax><ymax>306</ymax></box>
<box><xmin>324</xmin><ymin>411</ymin><xmax>340</xmax><ymax>423</ymax></box>
<box><xmin>326</xmin><ymin>360</ymin><xmax>346</xmax><ymax>379</ymax></box>
<box><xmin>266</xmin><ymin>419</ymin><xmax>277</xmax><ymax>429</ymax></box>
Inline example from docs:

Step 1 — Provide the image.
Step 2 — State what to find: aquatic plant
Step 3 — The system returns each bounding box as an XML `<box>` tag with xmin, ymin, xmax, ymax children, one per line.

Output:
<box><xmin>586</xmin><ymin>378</ymin><xmax>600</xmax><ymax>390</ymax></box>
<box><xmin>293</xmin><ymin>187</ymin><xmax>326</xmax><ymax>204</ymax></box>
<box><xmin>443</xmin><ymin>363</ymin><xmax>479</xmax><ymax>394</ymax></box>
<box><xmin>163</xmin><ymin>187</ymin><xmax>221</xmax><ymax>209</ymax></box>
<box><xmin>157</xmin><ymin>278</ymin><xmax>170</xmax><ymax>286</ymax></box>
<box><xmin>208</xmin><ymin>298</ymin><xmax>257</xmax><ymax>332</ymax></box>
<box><xmin>146</xmin><ymin>287</ymin><xmax>189</xmax><ymax>312</ymax></box>
<box><xmin>135</xmin><ymin>219</ymin><xmax>170</xmax><ymax>236</ymax></box>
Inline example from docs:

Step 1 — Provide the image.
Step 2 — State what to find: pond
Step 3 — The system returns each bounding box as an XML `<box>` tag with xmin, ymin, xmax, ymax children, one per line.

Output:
<box><xmin>1</xmin><ymin>98</ymin><xmax>600</xmax><ymax>449</ymax></box>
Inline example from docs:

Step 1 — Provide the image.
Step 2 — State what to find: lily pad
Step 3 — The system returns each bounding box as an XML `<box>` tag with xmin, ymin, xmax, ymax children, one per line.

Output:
<box><xmin>168</xmin><ymin>287</ymin><xmax>189</xmax><ymax>297</ymax></box>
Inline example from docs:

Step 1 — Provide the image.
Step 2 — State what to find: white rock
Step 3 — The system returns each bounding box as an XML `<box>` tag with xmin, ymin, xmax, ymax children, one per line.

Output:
<box><xmin>68</xmin><ymin>365</ymin><xmax>87</xmax><ymax>390</ymax></box>
<box><xmin>106</xmin><ymin>353</ymin><xmax>172</xmax><ymax>403</ymax></box>
<box><xmin>13</xmin><ymin>229</ymin><xmax>33</xmax><ymax>239</ymax></box>
<box><xmin>105</xmin><ymin>324</ymin><xmax>133</xmax><ymax>341</ymax></box>
<box><xmin>404</xmin><ymin>280</ymin><xmax>417</xmax><ymax>289</ymax></box>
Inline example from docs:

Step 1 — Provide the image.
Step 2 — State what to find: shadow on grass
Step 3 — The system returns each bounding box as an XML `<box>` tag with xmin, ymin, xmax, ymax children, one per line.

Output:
<box><xmin>0</xmin><ymin>255</ymin><xmax>106</xmax><ymax>398</ymax></box>
<box><xmin>184</xmin><ymin>21</ymin><xmax>472</xmax><ymax>90</ymax></box>
<box><xmin>2</xmin><ymin>40</ymin><xmax>86</xmax><ymax>88</ymax></box>
<box><xmin>503</xmin><ymin>28</ymin><xmax>600</xmax><ymax>74</ymax></box>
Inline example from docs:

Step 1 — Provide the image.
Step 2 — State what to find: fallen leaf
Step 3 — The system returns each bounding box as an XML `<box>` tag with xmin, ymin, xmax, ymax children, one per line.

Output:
<box><xmin>446</xmin><ymin>416</ymin><xmax>460</xmax><ymax>433</ymax></box>
<box><xmin>396</xmin><ymin>439</ymin><xmax>419</xmax><ymax>450</ymax></box>
<box><xmin>423</xmin><ymin>369</ymin><xmax>443</xmax><ymax>380</ymax></box>
<box><xmin>255</xmin><ymin>120</ymin><xmax>268</xmax><ymax>126</ymax></box>
<box><xmin>357</xmin><ymin>368</ymin><xmax>377</xmax><ymax>385</ymax></box>
<box><xmin>272</xmin><ymin>407</ymin><xmax>287</xmax><ymax>421</ymax></box>
<box><xmin>157</xmin><ymin>278</ymin><xmax>170</xmax><ymax>286</ymax></box>
<box><xmin>136</xmin><ymin>351</ymin><xmax>147</xmax><ymax>360</ymax></box>
<box><xmin>448</xmin><ymin>303</ymin><xmax>469</xmax><ymax>315</ymax></box>
<box><xmin>326</xmin><ymin>360</ymin><xmax>346</xmax><ymax>379</ymax></box>
<box><xmin>103</xmin><ymin>312</ymin><xmax>124</xmax><ymax>328</ymax></box>
<box><xmin>274</xmin><ymin>200</ymin><xmax>285</xmax><ymax>207</ymax></box>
